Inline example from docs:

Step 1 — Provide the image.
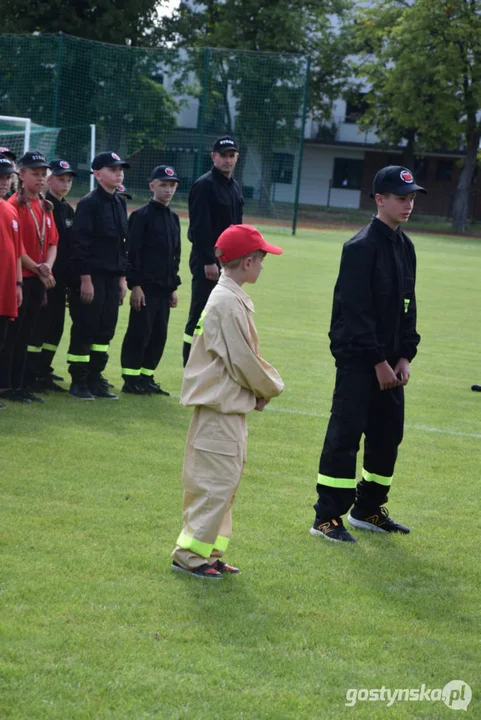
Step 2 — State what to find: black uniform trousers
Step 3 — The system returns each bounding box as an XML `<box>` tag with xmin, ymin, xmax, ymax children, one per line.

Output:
<box><xmin>0</xmin><ymin>277</ymin><xmax>45</xmax><ymax>389</ymax></box>
<box><xmin>67</xmin><ymin>273</ymin><xmax>120</xmax><ymax>384</ymax></box>
<box><xmin>26</xmin><ymin>278</ymin><xmax>68</xmax><ymax>381</ymax></box>
<box><xmin>121</xmin><ymin>285</ymin><xmax>171</xmax><ymax>379</ymax></box>
<box><xmin>315</xmin><ymin>363</ymin><xmax>404</xmax><ymax>522</ymax></box>
<box><xmin>183</xmin><ymin>251</ymin><xmax>216</xmax><ymax>367</ymax></box>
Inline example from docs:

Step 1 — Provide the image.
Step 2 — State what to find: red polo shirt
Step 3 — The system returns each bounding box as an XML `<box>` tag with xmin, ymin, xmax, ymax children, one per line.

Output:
<box><xmin>0</xmin><ymin>201</ymin><xmax>24</xmax><ymax>318</ymax></box>
<box><xmin>8</xmin><ymin>193</ymin><xmax>58</xmax><ymax>277</ymax></box>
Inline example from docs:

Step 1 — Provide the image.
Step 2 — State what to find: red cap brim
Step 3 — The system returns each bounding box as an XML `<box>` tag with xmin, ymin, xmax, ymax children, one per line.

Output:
<box><xmin>262</xmin><ymin>241</ymin><xmax>283</xmax><ymax>255</ymax></box>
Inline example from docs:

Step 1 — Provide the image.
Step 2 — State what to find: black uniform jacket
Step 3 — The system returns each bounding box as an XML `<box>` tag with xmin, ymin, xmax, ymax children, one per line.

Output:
<box><xmin>46</xmin><ymin>191</ymin><xmax>75</xmax><ymax>282</ymax></box>
<box><xmin>187</xmin><ymin>166</ymin><xmax>243</xmax><ymax>266</ymax></box>
<box><xmin>329</xmin><ymin>217</ymin><xmax>421</xmax><ymax>367</ymax></box>
<box><xmin>127</xmin><ymin>200</ymin><xmax>181</xmax><ymax>293</ymax></box>
<box><xmin>71</xmin><ymin>185</ymin><xmax>128</xmax><ymax>276</ymax></box>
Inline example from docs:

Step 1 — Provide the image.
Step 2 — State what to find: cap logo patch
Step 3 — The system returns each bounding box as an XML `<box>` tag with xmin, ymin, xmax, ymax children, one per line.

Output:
<box><xmin>219</xmin><ymin>139</ymin><xmax>234</xmax><ymax>145</ymax></box>
<box><xmin>400</xmin><ymin>170</ymin><xmax>413</xmax><ymax>183</ymax></box>
<box><xmin>0</xmin><ymin>147</ymin><xmax>9</xmax><ymax>152</ymax></box>
<box><xmin>60</xmin><ymin>161</ymin><xmax>70</xmax><ymax>169</ymax></box>
<box><xmin>165</xmin><ymin>167</ymin><xmax>174</xmax><ymax>176</ymax></box>
<box><xmin>111</xmin><ymin>153</ymin><xmax>121</xmax><ymax>160</ymax></box>
<box><xmin>31</xmin><ymin>154</ymin><xmax>45</xmax><ymax>161</ymax></box>
<box><xmin>0</xmin><ymin>158</ymin><xmax>9</xmax><ymax>164</ymax></box>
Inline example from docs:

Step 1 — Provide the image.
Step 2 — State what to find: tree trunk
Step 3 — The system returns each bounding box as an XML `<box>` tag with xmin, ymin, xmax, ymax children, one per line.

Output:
<box><xmin>451</xmin><ymin>131</ymin><xmax>480</xmax><ymax>233</ymax></box>
<box><xmin>401</xmin><ymin>131</ymin><xmax>415</xmax><ymax>171</ymax></box>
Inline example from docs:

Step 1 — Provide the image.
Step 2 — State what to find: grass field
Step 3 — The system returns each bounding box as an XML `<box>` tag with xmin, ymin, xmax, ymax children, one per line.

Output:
<box><xmin>1</xmin><ymin>223</ymin><xmax>480</xmax><ymax>719</ymax></box>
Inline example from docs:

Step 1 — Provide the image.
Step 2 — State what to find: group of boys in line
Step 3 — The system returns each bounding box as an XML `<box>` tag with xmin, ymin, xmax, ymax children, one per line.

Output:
<box><xmin>0</xmin><ymin>133</ymin><xmax>444</xmax><ymax>575</ymax></box>
<box><xmin>0</xmin><ymin>135</ymin><xmax>242</xmax><ymax>406</ymax></box>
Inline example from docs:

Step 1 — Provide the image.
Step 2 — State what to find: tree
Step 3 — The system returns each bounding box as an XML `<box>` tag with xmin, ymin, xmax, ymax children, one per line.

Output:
<box><xmin>159</xmin><ymin>0</ymin><xmax>352</xmax><ymax>211</ymax></box>
<box><xmin>2</xmin><ymin>0</ymin><xmax>163</xmax><ymax>45</ymax></box>
<box><xmin>352</xmin><ymin>0</ymin><xmax>481</xmax><ymax>232</ymax></box>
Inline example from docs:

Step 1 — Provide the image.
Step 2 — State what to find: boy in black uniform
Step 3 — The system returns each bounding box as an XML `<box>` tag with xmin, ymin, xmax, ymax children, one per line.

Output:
<box><xmin>182</xmin><ymin>136</ymin><xmax>243</xmax><ymax>366</ymax></box>
<box><xmin>120</xmin><ymin>165</ymin><xmax>181</xmax><ymax>395</ymax></box>
<box><xmin>29</xmin><ymin>159</ymin><xmax>77</xmax><ymax>392</ymax></box>
<box><xmin>310</xmin><ymin>166</ymin><xmax>424</xmax><ymax>543</ymax></box>
<box><xmin>67</xmin><ymin>151</ymin><xmax>129</xmax><ymax>400</ymax></box>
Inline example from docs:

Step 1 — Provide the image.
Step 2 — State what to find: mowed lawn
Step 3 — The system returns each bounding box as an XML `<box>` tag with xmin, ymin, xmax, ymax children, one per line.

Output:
<box><xmin>1</xmin><ymin>222</ymin><xmax>480</xmax><ymax>719</ymax></box>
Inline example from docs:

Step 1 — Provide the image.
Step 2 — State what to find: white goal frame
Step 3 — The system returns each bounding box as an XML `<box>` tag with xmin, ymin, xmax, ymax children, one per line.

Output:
<box><xmin>0</xmin><ymin>115</ymin><xmax>31</xmax><ymax>153</ymax></box>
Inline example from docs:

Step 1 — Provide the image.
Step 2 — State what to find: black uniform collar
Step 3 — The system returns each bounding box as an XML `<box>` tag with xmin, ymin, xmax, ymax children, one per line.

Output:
<box><xmin>149</xmin><ymin>199</ymin><xmax>171</xmax><ymax>212</ymax></box>
<box><xmin>46</xmin><ymin>190</ymin><xmax>65</xmax><ymax>206</ymax></box>
<box><xmin>212</xmin><ymin>166</ymin><xmax>233</xmax><ymax>183</ymax></box>
<box><xmin>372</xmin><ymin>216</ymin><xmax>403</xmax><ymax>243</ymax></box>
<box><xmin>97</xmin><ymin>184</ymin><xmax>120</xmax><ymax>202</ymax></box>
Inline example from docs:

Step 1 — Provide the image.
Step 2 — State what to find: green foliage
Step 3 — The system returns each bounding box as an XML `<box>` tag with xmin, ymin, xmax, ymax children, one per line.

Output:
<box><xmin>351</xmin><ymin>0</ymin><xmax>481</xmax><ymax>230</ymax></box>
<box><xmin>1</xmin><ymin>0</ymin><xmax>162</xmax><ymax>45</ymax></box>
<box><xmin>1</xmin><ymin>221</ymin><xmax>480</xmax><ymax>719</ymax></box>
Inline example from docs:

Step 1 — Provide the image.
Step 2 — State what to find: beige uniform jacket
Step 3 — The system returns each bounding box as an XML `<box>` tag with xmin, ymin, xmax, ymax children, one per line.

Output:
<box><xmin>181</xmin><ymin>274</ymin><xmax>284</xmax><ymax>414</ymax></box>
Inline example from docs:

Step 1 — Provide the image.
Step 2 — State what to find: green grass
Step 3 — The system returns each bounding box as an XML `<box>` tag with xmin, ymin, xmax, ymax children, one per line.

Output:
<box><xmin>1</xmin><ymin>223</ymin><xmax>480</xmax><ymax>719</ymax></box>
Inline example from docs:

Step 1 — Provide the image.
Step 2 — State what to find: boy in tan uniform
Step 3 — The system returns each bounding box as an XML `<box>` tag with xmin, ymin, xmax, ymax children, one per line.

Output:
<box><xmin>172</xmin><ymin>224</ymin><xmax>284</xmax><ymax>579</ymax></box>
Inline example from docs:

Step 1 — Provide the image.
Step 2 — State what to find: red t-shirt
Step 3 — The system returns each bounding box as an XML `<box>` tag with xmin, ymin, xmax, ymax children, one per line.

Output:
<box><xmin>8</xmin><ymin>194</ymin><xmax>58</xmax><ymax>278</ymax></box>
<box><xmin>0</xmin><ymin>201</ymin><xmax>24</xmax><ymax>318</ymax></box>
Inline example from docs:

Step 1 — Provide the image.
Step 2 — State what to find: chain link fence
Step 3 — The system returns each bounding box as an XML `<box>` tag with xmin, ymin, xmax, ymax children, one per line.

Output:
<box><xmin>0</xmin><ymin>33</ymin><xmax>310</xmax><ymax>228</ymax></box>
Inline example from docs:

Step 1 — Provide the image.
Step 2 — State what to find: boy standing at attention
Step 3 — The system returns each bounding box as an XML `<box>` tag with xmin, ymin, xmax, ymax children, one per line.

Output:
<box><xmin>172</xmin><ymin>224</ymin><xmax>284</xmax><ymax>579</ymax></box>
<box><xmin>311</xmin><ymin>166</ymin><xmax>424</xmax><ymax>543</ymax></box>
<box><xmin>120</xmin><ymin>165</ymin><xmax>181</xmax><ymax>395</ymax></box>
<box><xmin>67</xmin><ymin>151</ymin><xmax>129</xmax><ymax>400</ymax></box>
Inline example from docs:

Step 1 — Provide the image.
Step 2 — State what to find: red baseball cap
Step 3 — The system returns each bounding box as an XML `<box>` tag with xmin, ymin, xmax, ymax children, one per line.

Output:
<box><xmin>215</xmin><ymin>224</ymin><xmax>283</xmax><ymax>262</ymax></box>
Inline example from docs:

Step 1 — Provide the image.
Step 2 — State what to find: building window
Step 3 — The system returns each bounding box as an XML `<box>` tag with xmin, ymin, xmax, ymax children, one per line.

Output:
<box><xmin>272</xmin><ymin>153</ymin><xmax>294</xmax><ymax>184</ymax></box>
<box><xmin>332</xmin><ymin>158</ymin><xmax>364</xmax><ymax>190</ymax></box>
<box><xmin>436</xmin><ymin>159</ymin><xmax>454</xmax><ymax>181</ymax></box>
<box><xmin>344</xmin><ymin>93</ymin><xmax>368</xmax><ymax>124</ymax></box>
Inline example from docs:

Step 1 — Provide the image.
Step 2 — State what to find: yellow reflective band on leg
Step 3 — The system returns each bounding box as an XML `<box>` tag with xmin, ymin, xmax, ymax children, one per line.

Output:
<box><xmin>121</xmin><ymin>368</ymin><xmax>141</xmax><ymax>376</ymax></box>
<box><xmin>27</xmin><ymin>345</ymin><xmax>42</xmax><ymax>353</ymax></box>
<box><xmin>362</xmin><ymin>470</ymin><xmax>393</xmax><ymax>486</ymax></box>
<box><xmin>317</xmin><ymin>473</ymin><xmax>356</xmax><ymax>489</ymax></box>
<box><xmin>183</xmin><ymin>333</ymin><xmax>193</xmax><ymax>344</ymax></box>
<box><xmin>213</xmin><ymin>535</ymin><xmax>230</xmax><ymax>552</ymax></box>
<box><xmin>176</xmin><ymin>532</ymin><xmax>213</xmax><ymax>559</ymax></box>
<box><xmin>140</xmin><ymin>368</ymin><xmax>154</xmax><ymax>376</ymax></box>
<box><xmin>404</xmin><ymin>298</ymin><xmax>410</xmax><ymax>313</ymax></box>
<box><xmin>42</xmin><ymin>343</ymin><xmax>57</xmax><ymax>352</ymax></box>
<box><xmin>90</xmin><ymin>344</ymin><xmax>109</xmax><ymax>352</ymax></box>
<box><xmin>193</xmin><ymin>310</ymin><xmax>207</xmax><ymax>336</ymax></box>
<box><xmin>67</xmin><ymin>354</ymin><xmax>90</xmax><ymax>363</ymax></box>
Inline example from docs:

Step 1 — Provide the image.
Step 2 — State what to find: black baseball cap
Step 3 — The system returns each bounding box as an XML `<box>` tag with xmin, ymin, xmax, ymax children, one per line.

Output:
<box><xmin>116</xmin><ymin>184</ymin><xmax>132</xmax><ymax>199</ymax></box>
<box><xmin>212</xmin><ymin>136</ymin><xmax>239</xmax><ymax>154</ymax></box>
<box><xmin>50</xmin><ymin>159</ymin><xmax>78</xmax><ymax>177</ymax></box>
<box><xmin>18</xmin><ymin>151</ymin><xmax>51</xmax><ymax>169</ymax></box>
<box><xmin>0</xmin><ymin>146</ymin><xmax>16</xmax><ymax>162</ymax></box>
<box><xmin>150</xmin><ymin>165</ymin><xmax>179</xmax><ymax>181</ymax></box>
<box><xmin>91</xmin><ymin>151</ymin><xmax>130</xmax><ymax>171</ymax></box>
<box><xmin>0</xmin><ymin>154</ymin><xmax>18</xmax><ymax>175</ymax></box>
<box><xmin>373</xmin><ymin>166</ymin><xmax>427</xmax><ymax>196</ymax></box>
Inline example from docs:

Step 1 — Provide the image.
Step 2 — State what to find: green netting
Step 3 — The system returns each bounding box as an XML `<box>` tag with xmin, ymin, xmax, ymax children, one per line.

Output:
<box><xmin>0</xmin><ymin>120</ymin><xmax>60</xmax><ymax>159</ymax></box>
<box><xmin>0</xmin><ymin>33</ymin><xmax>309</xmax><ymax>226</ymax></box>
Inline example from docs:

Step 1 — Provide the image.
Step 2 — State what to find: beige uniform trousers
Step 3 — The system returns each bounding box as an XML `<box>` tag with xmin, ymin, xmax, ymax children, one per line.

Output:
<box><xmin>172</xmin><ymin>406</ymin><xmax>247</xmax><ymax>569</ymax></box>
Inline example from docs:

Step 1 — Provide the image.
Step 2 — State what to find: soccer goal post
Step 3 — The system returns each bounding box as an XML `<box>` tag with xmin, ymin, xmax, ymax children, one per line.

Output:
<box><xmin>0</xmin><ymin>115</ymin><xmax>32</xmax><ymax>154</ymax></box>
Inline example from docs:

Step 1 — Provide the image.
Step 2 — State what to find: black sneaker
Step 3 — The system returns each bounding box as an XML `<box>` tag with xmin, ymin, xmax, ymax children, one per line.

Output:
<box><xmin>310</xmin><ymin>517</ymin><xmax>357</xmax><ymax>543</ymax></box>
<box><xmin>89</xmin><ymin>382</ymin><xmax>119</xmax><ymax>400</ymax></box>
<box><xmin>99</xmin><ymin>374</ymin><xmax>114</xmax><ymax>389</ymax></box>
<box><xmin>69</xmin><ymin>384</ymin><xmax>95</xmax><ymax>401</ymax></box>
<box><xmin>171</xmin><ymin>560</ymin><xmax>223</xmax><ymax>580</ymax></box>
<box><xmin>348</xmin><ymin>506</ymin><xmax>410</xmax><ymax>534</ymax></box>
<box><xmin>141</xmin><ymin>376</ymin><xmax>170</xmax><ymax>396</ymax></box>
<box><xmin>471</xmin><ymin>384</ymin><xmax>481</xmax><ymax>392</ymax></box>
<box><xmin>121</xmin><ymin>381</ymin><xmax>150</xmax><ymax>395</ymax></box>
<box><xmin>21</xmin><ymin>389</ymin><xmax>45</xmax><ymax>403</ymax></box>
<box><xmin>31</xmin><ymin>376</ymin><xmax>67</xmax><ymax>393</ymax></box>
<box><xmin>4</xmin><ymin>388</ymin><xmax>32</xmax><ymax>403</ymax></box>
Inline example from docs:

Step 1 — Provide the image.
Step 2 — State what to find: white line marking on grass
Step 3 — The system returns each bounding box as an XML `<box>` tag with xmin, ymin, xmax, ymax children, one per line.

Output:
<box><xmin>266</xmin><ymin>405</ymin><xmax>481</xmax><ymax>439</ymax></box>
<box><xmin>172</xmin><ymin>394</ymin><xmax>481</xmax><ymax>439</ymax></box>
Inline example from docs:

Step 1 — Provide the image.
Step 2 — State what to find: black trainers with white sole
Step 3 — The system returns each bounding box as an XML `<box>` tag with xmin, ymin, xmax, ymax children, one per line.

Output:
<box><xmin>348</xmin><ymin>506</ymin><xmax>410</xmax><ymax>534</ymax></box>
<box><xmin>310</xmin><ymin>517</ymin><xmax>357</xmax><ymax>543</ymax></box>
